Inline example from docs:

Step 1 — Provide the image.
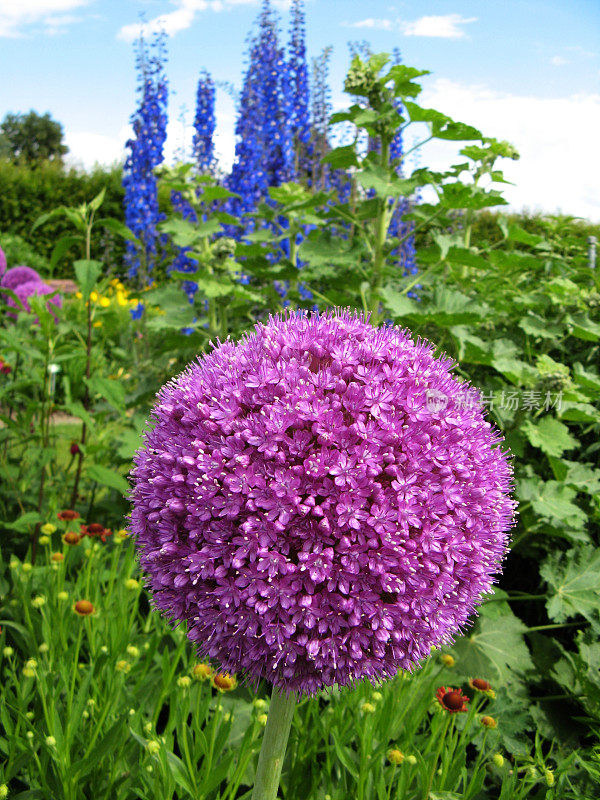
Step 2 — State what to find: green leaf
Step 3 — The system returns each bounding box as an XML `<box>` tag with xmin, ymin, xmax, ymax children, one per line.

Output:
<box><xmin>98</xmin><ymin>217</ymin><xmax>139</xmax><ymax>244</ymax></box>
<box><xmin>88</xmin><ymin>187</ymin><xmax>106</xmax><ymax>211</ymax></box>
<box><xmin>74</xmin><ymin>259</ymin><xmax>102</xmax><ymax>301</ymax></box>
<box><xmin>85</xmin><ymin>375</ymin><xmax>126</xmax><ymax>412</ymax></box>
<box><xmin>380</xmin><ymin>287</ymin><xmax>417</xmax><ymax>318</ymax></box>
<box><xmin>321</xmin><ymin>146</ymin><xmax>359</xmax><ymax>170</ymax></box>
<box><xmin>452</xmin><ymin>601</ymin><xmax>533</xmax><ymax>684</ymax></box>
<box><xmin>530</xmin><ymin>481</ymin><xmax>587</xmax><ymax>533</ymax></box>
<box><xmin>4</xmin><ymin>511</ymin><xmax>42</xmax><ymax>532</ymax></box>
<box><xmin>86</xmin><ymin>464</ymin><xmax>129</xmax><ymax>496</ymax></box>
<box><xmin>521</xmin><ymin>417</ymin><xmax>579</xmax><ymax>458</ymax></box>
<box><xmin>50</xmin><ymin>235</ymin><xmax>82</xmax><ymax>270</ymax></box>
<box><xmin>541</xmin><ymin>547</ymin><xmax>600</xmax><ymax>625</ymax></box>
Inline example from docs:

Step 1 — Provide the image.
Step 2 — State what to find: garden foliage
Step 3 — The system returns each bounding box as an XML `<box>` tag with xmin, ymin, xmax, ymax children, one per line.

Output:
<box><xmin>0</xmin><ymin>34</ymin><xmax>599</xmax><ymax>800</ymax></box>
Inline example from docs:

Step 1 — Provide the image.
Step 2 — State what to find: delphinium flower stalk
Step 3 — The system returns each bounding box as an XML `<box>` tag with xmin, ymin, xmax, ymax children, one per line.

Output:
<box><xmin>123</xmin><ymin>32</ymin><xmax>168</xmax><ymax>283</ymax></box>
<box><xmin>287</xmin><ymin>0</ymin><xmax>310</xmax><ymax>178</ymax></box>
<box><xmin>131</xmin><ymin>309</ymin><xmax>516</xmax><ymax>800</ymax></box>
<box><xmin>227</xmin><ymin>0</ymin><xmax>293</xmax><ymax>237</ymax></box>
<box><xmin>193</xmin><ymin>69</ymin><xmax>216</xmax><ymax>175</ymax></box>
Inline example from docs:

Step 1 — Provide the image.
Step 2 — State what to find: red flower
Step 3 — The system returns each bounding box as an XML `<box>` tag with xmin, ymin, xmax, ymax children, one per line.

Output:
<box><xmin>70</xmin><ymin>442</ymin><xmax>81</xmax><ymax>456</ymax></box>
<box><xmin>80</xmin><ymin>523</ymin><xmax>112</xmax><ymax>543</ymax></box>
<box><xmin>469</xmin><ymin>678</ymin><xmax>493</xmax><ymax>692</ymax></box>
<box><xmin>58</xmin><ymin>510</ymin><xmax>80</xmax><ymax>521</ymax></box>
<box><xmin>436</xmin><ymin>686</ymin><xmax>469</xmax><ymax>714</ymax></box>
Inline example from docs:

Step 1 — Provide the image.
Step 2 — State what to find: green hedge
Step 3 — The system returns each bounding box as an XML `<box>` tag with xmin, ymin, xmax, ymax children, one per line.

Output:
<box><xmin>0</xmin><ymin>160</ymin><xmax>125</xmax><ymax>277</ymax></box>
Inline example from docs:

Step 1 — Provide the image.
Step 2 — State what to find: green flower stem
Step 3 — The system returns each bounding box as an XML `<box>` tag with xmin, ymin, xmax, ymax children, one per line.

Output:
<box><xmin>251</xmin><ymin>687</ymin><xmax>297</xmax><ymax>800</ymax></box>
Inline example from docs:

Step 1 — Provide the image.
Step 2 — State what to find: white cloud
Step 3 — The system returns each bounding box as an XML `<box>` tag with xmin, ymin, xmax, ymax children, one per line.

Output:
<box><xmin>117</xmin><ymin>0</ymin><xmax>262</xmax><ymax>42</ymax></box>
<box><xmin>0</xmin><ymin>0</ymin><xmax>90</xmax><ymax>37</ymax></box>
<box><xmin>550</xmin><ymin>55</ymin><xmax>568</xmax><ymax>66</ymax></box>
<box><xmin>413</xmin><ymin>79</ymin><xmax>600</xmax><ymax>220</ymax></box>
<box><xmin>344</xmin><ymin>18</ymin><xmax>393</xmax><ymax>30</ymax></box>
<box><xmin>402</xmin><ymin>14</ymin><xmax>476</xmax><ymax>39</ymax></box>
<box><xmin>64</xmin><ymin>128</ymin><xmax>129</xmax><ymax>170</ymax></box>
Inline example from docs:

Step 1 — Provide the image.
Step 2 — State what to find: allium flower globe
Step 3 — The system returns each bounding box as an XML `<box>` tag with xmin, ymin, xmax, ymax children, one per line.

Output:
<box><xmin>131</xmin><ymin>310</ymin><xmax>515</xmax><ymax>695</ymax></box>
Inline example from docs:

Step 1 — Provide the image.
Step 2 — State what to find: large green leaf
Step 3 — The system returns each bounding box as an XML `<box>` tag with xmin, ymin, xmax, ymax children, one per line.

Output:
<box><xmin>521</xmin><ymin>417</ymin><xmax>579</xmax><ymax>458</ymax></box>
<box><xmin>452</xmin><ymin>597</ymin><xmax>533</xmax><ymax>684</ymax></box>
<box><xmin>541</xmin><ymin>547</ymin><xmax>600</xmax><ymax>625</ymax></box>
<box><xmin>86</xmin><ymin>464</ymin><xmax>130</xmax><ymax>496</ymax></box>
<box><xmin>74</xmin><ymin>259</ymin><xmax>102</xmax><ymax>301</ymax></box>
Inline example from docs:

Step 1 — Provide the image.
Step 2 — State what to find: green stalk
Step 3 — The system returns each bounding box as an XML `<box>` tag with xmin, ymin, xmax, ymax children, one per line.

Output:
<box><xmin>251</xmin><ymin>687</ymin><xmax>297</xmax><ymax>800</ymax></box>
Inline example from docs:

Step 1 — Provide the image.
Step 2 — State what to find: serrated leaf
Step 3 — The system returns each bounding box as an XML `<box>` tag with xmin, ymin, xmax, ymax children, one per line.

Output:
<box><xmin>521</xmin><ymin>417</ymin><xmax>579</xmax><ymax>458</ymax></box>
<box><xmin>452</xmin><ymin>604</ymin><xmax>533</xmax><ymax>684</ymax></box>
<box><xmin>530</xmin><ymin>481</ymin><xmax>587</xmax><ymax>532</ymax></box>
<box><xmin>541</xmin><ymin>548</ymin><xmax>600</xmax><ymax>625</ymax></box>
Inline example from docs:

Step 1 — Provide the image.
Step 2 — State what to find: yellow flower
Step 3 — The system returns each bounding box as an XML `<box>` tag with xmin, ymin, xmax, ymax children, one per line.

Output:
<box><xmin>387</xmin><ymin>749</ymin><xmax>404</xmax><ymax>765</ymax></box>
<box><xmin>115</xmin><ymin>529</ymin><xmax>129</xmax><ymax>541</ymax></box>
<box><xmin>99</xmin><ymin>296</ymin><xmax>110</xmax><ymax>307</ymax></box>
<box><xmin>90</xmin><ymin>291</ymin><xmax>99</xmax><ymax>303</ymax></box>
<box><xmin>481</xmin><ymin>716</ymin><xmax>498</xmax><ymax>729</ymax></box>
<box><xmin>41</xmin><ymin>523</ymin><xmax>56</xmax><ymax>535</ymax></box>
<box><xmin>75</xmin><ymin>291</ymin><xmax>82</xmax><ymax>300</ymax></box>
<box><xmin>116</xmin><ymin>660</ymin><xmax>130</xmax><ymax>673</ymax></box>
<box><xmin>117</xmin><ymin>292</ymin><xmax>128</xmax><ymax>307</ymax></box>
<box><xmin>93</xmin><ymin>320</ymin><xmax>103</xmax><ymax>328</ymax></box>
<box><xmin>192</xmin><ymin>663</ymin><xmax>213</xmax><ymax>681</ymax></box>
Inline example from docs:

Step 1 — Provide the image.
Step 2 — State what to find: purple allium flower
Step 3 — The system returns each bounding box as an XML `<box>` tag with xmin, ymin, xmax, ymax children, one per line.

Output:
<box><xmin>1</xmin><ymin>265</ymin><xmax>42</xmax><ymax>291</ymax></box>
<box><xmin>131</xmin><ymin>310</ymin><xmax>516</xmax><ymax>695</ymax></box>
<box><xmin>6</xmin><ymin>280</ymin><xmax>62</xmax><ymax>320</ymax></box>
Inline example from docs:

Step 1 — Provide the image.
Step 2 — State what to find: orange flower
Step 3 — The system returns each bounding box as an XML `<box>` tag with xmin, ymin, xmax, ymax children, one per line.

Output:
<box><xmin>51</xmin><ymin>552</ymin><xmax>64</xmax><ymax>563</ymax></box>
<box><xmin>63</xmin><ymin>531</ymin><xmax>81</xmax><ymax>545</ymax></box>
<box><xmin>58</xmin><ymin>510</ymin><xmax>80</xmax><ymax>521</ymax></box>
<box><xmin>212</xmin><ymin>672</ymin><xmax>237</xmax><ymax>692</ymax></box>
<box><xmin>435</xmin><ymin>686</ymin><xmax>469</xmax><ymax>714</ymax></box>
<box><xmin>481</xmin><ymin>715</ymin><xmax>498</xmax><ymax>728</ymax></box>
<box><xmin>73</xmin><ymin>600</ymin><xmax>95</xmax><ymax>617</ymax></box>
<box><xmin>469</xmin><ymin>678</ymin><xmax>493</xmax><ymax>693</ymax></box>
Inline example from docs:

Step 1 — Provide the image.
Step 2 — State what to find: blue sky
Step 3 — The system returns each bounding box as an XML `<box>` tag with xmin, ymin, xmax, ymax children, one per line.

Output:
<box><xmin>1</xmin><ymin>0</ymin><xmax>599</xmax><ymax>219</ymax></box>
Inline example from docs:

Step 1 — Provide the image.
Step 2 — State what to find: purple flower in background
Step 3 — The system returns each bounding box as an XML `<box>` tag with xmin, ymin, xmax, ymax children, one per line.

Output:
<box><xmin>0</xmin><ymin>246</ymin><xmax>6</xmax><ymax>278</ymax></box>
<box><xmin>1</xmin><ymin>265</ymin><xmax>42</xmax><ymax>291</ymax></box>
<box><xmin>6</xmin><ymin>280</ymin><xmax>62</xmax><ymax>320</ymax></box>
<box><xmin>131</xmin><ymin>310</ymin><xmax>515</xmax><ymax>695</ymax></box>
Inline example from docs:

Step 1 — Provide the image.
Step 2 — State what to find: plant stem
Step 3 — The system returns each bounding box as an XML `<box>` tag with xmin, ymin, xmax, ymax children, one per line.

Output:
<box><xmin>251</xmin><ymin>687</ymin><xmax>297</xmax><ymax>800</ymax></box>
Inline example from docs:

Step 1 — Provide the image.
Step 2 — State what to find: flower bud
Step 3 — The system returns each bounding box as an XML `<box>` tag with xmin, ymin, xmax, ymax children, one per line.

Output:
<box><xmin>441</xmin><ymin>654</ymin><xmax>455</xmax><ymax>667</ymax></box>
<box><xmin>38</xmin><ymin>536</ymin><xmax>50</xmax><ymax>546</ymax></box>
<box><xmin>41</xmin><ymin>523</ymin><xmax>57</xmax><ymax>535</ymax></box>
<box><xmin>177</xmin><ymin>676</ymin><xmax>192</xmax><ymax>689</ymax></box>
<box><xmin>257</xmin><ymin>713</ymin><xmax>268</xmax><ymax>727</ymax></box>
<box><xmin>146</xmin><ymin>740</ymin><xmax>160</xmax><ymax>755</ymax></box>
<box><xmin>32</xmin><ymin>596</ymin><xmax>46</xmax><ymax>608</ymax></box>
<box><xmin>492</xmin><ymin>753</ymin><xmax>504</xmax><ymax>768</ymax></box>
<box><xmin>45</xmin><ymin>736</ymin><xmax>56</xmax><ymax>747</ymax></box>
<box><xmin>387</xmin><ymin>749</ymin><xmax>404</xmax><ymax>765</ymax></box>
<box><xmin>406</xmin><ymin>755</ymin><xmax>417</xmax><ymax>766</ymax></box>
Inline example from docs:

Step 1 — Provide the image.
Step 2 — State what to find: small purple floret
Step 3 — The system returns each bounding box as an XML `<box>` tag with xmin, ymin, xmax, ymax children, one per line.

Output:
<box><xmin>131</xmin><ymin>310</ymin><xmax>516</xmax><ymax>695</ymax></box>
